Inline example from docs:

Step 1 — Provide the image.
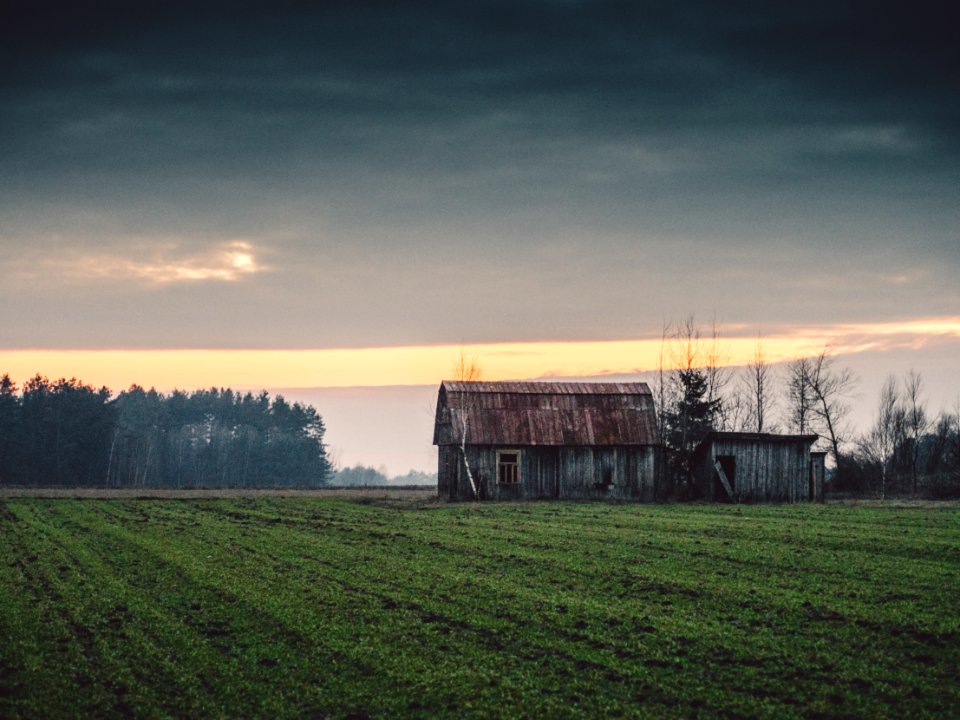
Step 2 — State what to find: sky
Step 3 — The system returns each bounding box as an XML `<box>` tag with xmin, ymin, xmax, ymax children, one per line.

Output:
<box><xmin>2</xmin><ymin>2</ymin><xmax>958</xmax><ymax>474</ymax></box>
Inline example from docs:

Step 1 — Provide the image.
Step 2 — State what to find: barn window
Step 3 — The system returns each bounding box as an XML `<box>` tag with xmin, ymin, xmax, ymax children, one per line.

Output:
<box><xmin>497</xmin><ymin>450</ymin><xmax>521</xmax><ymax>484</ymax></box>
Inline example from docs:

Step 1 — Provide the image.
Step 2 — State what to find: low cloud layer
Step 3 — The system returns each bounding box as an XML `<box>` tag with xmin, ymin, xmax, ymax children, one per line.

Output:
<box><xmin>2</xmin><ymin>2</ymin><xmax>957</xmax><ymax>349</ymax></box>
<box><xmin>7</xmin><ymin>240</ymin><xmax>264</xmax><ymax>286</ymax></box>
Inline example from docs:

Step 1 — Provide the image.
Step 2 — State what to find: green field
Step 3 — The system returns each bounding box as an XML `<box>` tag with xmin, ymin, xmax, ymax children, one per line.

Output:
<box><xmin>1</xmin><ymin>498</ymin><xmax>958</xmax><ymax>719</ymax></box>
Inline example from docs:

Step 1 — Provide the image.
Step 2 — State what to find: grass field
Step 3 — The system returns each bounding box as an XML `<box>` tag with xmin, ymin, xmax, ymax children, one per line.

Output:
<box><xmin>1</xmin><ymin>498</ymin><xmax>958</xmax><ymax>719</ymax></box>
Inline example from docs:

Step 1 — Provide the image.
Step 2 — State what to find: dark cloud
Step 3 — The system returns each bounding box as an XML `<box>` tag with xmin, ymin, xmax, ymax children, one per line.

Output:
<box><xmin>1</xmin><ymin>1</ymin><xmax>957</xmax><ymax>348</ymax></box>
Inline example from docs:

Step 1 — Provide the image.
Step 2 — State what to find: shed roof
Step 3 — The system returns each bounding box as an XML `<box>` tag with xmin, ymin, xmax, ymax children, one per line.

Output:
<box><xmin>433</xmin><ymin>381</ymin><xmax>659</xmax><ymax>447</ymax></box>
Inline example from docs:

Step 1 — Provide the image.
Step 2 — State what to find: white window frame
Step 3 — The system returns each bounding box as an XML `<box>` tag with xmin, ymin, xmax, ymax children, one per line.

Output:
<box><xmin>496</xmin><ymin>449</ymin><xmax>521</xmax><ymax>485</ymax></box>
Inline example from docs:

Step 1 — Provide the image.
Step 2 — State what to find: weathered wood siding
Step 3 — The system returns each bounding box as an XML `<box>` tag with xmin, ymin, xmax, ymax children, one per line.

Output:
<box><xmin>810</xmin><ymin>452</ymin><xmax>826</xmax><ymax>503</ymax></box>
<box><xmin>437</xmin><ymin>445</ymin><xmax>459</xmax><ymax>501</ymax></box>
<box><xmin>696</xmin><ymin>438</ymin><xmax>813</xmax><ymax>503</ymax></box>
<box><xmin>557</xmin><ymin>447</ymin><xmax>656</xmax><ymax>501</ymax></box>
<box><xmin>439</xmin><ymin>445</ymin><xmax>656</xmax><ymax>501</ymax></box>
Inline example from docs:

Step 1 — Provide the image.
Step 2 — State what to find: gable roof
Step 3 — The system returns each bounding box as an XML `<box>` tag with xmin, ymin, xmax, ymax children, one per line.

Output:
<box><xmin>433</xmin><ymin>381</ymin><xmax>659</xmax><ymax>447</ymax></box>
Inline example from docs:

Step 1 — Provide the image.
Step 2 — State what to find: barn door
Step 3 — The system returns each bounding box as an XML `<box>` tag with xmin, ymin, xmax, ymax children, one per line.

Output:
<box><xmin>600</xmin><ymin>450</ymin><xmax>616</xmax><ymax>487</ymax></box>
<box><xmin>546</xmin><ymin>449</ymin><xmax>560</xmax><ymax>499</ymax></box>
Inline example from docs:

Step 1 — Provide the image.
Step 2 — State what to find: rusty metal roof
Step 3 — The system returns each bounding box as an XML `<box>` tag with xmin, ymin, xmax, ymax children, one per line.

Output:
<box><xmin>433</xmin><ymin>381</ymin><xmax>659</xmax><ymax>447</ymax></box>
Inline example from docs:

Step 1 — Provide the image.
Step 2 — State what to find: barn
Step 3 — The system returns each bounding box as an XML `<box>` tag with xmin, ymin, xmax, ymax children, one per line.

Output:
<box><xmin>433</xmin><ymin>381</ymin><xmax>660</xmax><ymax>501</ymax></box>
<box><xmin>692</xmin><ymin>432</ymin><xmax>824</xmax><ymax>503</ymax></box>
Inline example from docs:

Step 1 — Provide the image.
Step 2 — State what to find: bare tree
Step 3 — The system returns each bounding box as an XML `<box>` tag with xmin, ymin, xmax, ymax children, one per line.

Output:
<box><xmin>704</xmin><ymin>316</ymin><xmax>731</xmax><ymax>429</ymax></box>
<box><xmin>809</xmin><ymin>347</ymin><xmax>857</xmax><ymax>484</ymax></box>
<box><xmin>903</xmin><ymin>369</ymin><xmax>929</xmax><ymax>495</ymax></box>
<box><xmin>742</xmin><ymin>336</ymin><xmax>775</xmax><ymax>433</ymax></box>
<box><xmin>860</xmin><ymin>375</ymin><xmax>904</xmax><ymax>499</ymax></box>
<box><xmin>785</xmin><ymin>356</ymin><xmax>816</xmax><ymax>434</ymax></box>
<box><xmin>671</xmin><ymin>315</ymin><xmax>702</xmax><ymax>373</ymax></box>
<box><xmin>927</xmin><ymin>410</ymin><xmax>953</xmax><ymax>488</ymax></box>
<box><xmin>724</xmin><ymin>383</ymin><xmax>750</xmax><ymax>432</ymax></box>
<box><xmin>662</xmin><ymin>316</ymin><xmax>704</xmax><ymax>458</ymax></box>
<box><xmin>653</xmin><ymin>318</ymin><xmax>673</xmax><ymax>443</ymax></box>
<box><xmin>326</xmin><ymin>445</ymin><xmax>343</xmax><ymax>474</ymax></box>
<box><xmin>653</xmin><ymin>315</ymin><xmax>734</xmax><ymax>433</ymax></box>
<box><xmin>453</xmin><ymin>350</ymin><xmax>483</xmax><ymax>500</ymax></box>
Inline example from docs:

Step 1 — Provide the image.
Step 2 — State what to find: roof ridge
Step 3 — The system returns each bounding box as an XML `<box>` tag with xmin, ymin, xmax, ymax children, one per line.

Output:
<box><xmin>441</xmin><ymin>380</ymin><xmax>652</xmax><ymax>395</ymax></box>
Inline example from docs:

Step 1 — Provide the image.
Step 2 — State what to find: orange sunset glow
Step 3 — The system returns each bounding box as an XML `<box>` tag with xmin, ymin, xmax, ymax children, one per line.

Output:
<box><xmin>4</xmin><ymin>317</ymin><xmax>958</xmax><ymax>392</ymax></box>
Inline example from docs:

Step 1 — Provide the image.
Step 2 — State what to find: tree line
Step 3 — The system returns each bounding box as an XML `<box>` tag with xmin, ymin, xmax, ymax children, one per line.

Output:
<box><xmin>654</xmin><ymin>318</ymin><xmax>960</xmax><ymax>498</ymax></box>
<box><xmin>333</xmin><ymin>465</ymin><xmax>437</xmax><ymax>486</ymax></box>
<box><xmin>0</xmin><ymin>374</ymin><xmax>331</xmax><ymax>488</ymax></box>
<box><xmin>850</xmin><ymin>373</ymin><xmax>960</xmax><ymax>498</ymax></box>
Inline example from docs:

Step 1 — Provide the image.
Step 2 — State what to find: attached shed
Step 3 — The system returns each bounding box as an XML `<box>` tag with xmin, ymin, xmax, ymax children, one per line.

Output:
<box><xmin>692</xmin><ymin>432</ymin><xmax>822</xmax><ymax>503</ymax></box>
<box><xmin>433</xmin><ymin>381</ymin><xmax>660</xmax><ymax>501</ymax></box>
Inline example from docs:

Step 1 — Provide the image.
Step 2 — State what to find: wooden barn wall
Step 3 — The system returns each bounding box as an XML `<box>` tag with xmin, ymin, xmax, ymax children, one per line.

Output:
<box><xmin>437</xmin><ymin>445</ymin><xmax>656</xmax><ymax>501</ymax></box>
<box><xmin>558</xmin><ymin>447</ymin><xmax>656</xmax><ymax>501</ymax></box>
<box><xmin>437</xmin><ymin>445</ymin><xmax>459</xmax><ymax>501</ymax></box>
<box><xmin>698</xmin><ymin>440</ymin><xmax>812</xmax><ymax>503</ymax></box>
